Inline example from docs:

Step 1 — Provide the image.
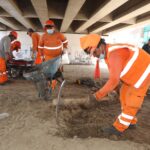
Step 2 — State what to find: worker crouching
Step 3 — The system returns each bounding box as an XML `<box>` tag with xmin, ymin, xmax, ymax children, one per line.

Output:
<box><xmin>80</xmin><ymin>34</ymin><xmax>150</xmax><ymax>136</ymax></box>
<box><xmin>0</xmin><ymin>31</ymin><xmax>18</xmax><ymax>85</ymax></box>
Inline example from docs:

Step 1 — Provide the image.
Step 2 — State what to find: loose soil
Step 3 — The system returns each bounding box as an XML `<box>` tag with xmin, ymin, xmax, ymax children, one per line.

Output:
<box><xmin>0</xmin><ymin>65</ymin><xmax>149</xmax><ymax>150</ymax></box>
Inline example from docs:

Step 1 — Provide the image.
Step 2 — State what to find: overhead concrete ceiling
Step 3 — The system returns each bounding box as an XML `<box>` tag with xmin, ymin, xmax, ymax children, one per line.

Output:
<box><xmin>0</xmin><ymin>0</ymin><xmax>149</xmax><ymax>34</ymax></box>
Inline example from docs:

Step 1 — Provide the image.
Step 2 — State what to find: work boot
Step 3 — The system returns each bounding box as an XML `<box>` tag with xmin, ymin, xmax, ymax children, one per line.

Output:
<box><xmin>102</xmin><ymin>126</ymin><xmax>122</xmax><ymax>136</ymax></box>
<box><xmin>128</xmin><ymin>124</ymin><xmax>137</xmax><ymax>129</ymax></box>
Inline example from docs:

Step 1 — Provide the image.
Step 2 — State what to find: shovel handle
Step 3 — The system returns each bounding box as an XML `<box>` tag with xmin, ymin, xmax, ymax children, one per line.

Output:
<box><xmin>56</xmin><ymin>80</ymin><xmax>66</xmax><ymax>124</ymax></box>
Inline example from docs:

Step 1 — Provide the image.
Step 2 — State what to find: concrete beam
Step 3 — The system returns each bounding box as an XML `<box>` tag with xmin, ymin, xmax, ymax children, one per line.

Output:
<box><xmin>0</xmin><ymin>10</ymin><xmax>11</xmax><ymax>17</ymax></box>
<box><xmin>0</xmin><ymin>23</ymin><xmax>6</xmax><ymax>30</ymax></box>
<box><xmin>76</xmin><ymin>0</ymin><xmax>128</xmax><ymax>33</ymax></box>
<box><xmin>123</xmin><ymin>18</ymin><xmax>136</xmax><ymax>25</ymax></box>
<box><xmin>23</xmin><ymin>13</ymin><xmax>38</xmax><ymax>18</ymax></box>
<box><xmin>31</xmin><ymin>0</ymin><xmax>48</xmax><ymax>26</ymax></box>
<box><xmin>60</xmin><ymin>0</ymin><xmax>86</xmax><ymax>32</ymax></box>
<box><xmin>48</xmin><ymin>1</ymin><xmax>66</xmax><ymax>19</ymax></box>
<box><xmin>92</xmin><ymin>1</ymin><xmax>150</xmax><ymax>33</ymax></box>
<box><xmin>104</xmin><ymin>16</ymin><xmax>150</xmax><ymax>34</ymax></box>
<box><xmin>100</xmin><ymin>15</ymin><xmax>136</xmax><ymax>25</ymax></box>
<box><xmin>75</xmin><ymin>13</ymin><xmax>88</xmax><ymax>21</ymax></box>
<box><xmin>0</xmin><ymin>27</ymin><xmax>5</xmax><ymax>30</ymax></box>
<box><xmin>23</xmin><ymin>10</ymin><xmax>38</xmax><ymax>18</ymax></box>
<box><xmin>99</xmin><ymin>15</ymin><xmax>112</xmax><ymax>23</ymax></box>
<box><xmin>0</xmin><ymin>0</ymin><xmax>34</xmax><ymax>29</ymax></box>
<box><xmin>0</xmin><ymin>17</ymin><xmax>19</xmax><ymax>30</ymax></box>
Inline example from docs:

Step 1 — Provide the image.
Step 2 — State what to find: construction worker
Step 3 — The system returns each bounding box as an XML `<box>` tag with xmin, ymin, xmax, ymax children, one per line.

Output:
<box><xmin>38</xmin><ymin>19</ymin><xmax>68</xmax><ymax>60</ymax></box>
<box><xmin>0</xmin><ymin>31</ymin><xmax>18</xmax><ymax>85</ymax></box>
<box><xmin>26</xmin><ymin>20</ymin><xmax>68</xmax><ymax>100</ymax></box>
<box><xmin>27</xmin><ymin>28</ymin><xmax>41</xmax><ymax>64</ymax></box>
<box><xmin>80</xmin><ymin>34</ymin><xmax>150</xmax><ymax>136</ymax></box>
<box><xmin>38</xmin><ymin>19</ymin><xmax>68</xmax><ymax>94</ymax></box>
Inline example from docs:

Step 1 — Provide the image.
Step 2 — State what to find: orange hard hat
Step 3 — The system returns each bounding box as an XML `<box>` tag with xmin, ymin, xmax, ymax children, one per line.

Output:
<box><xmin>80</xmin><ymin>34</ymin><xmax>101</xmax><ymax>50</ymax></box>
<box><xmin>45</xmin><ymin>20</ymin><xmax>55</xmax><ymax>26</ymax></box>
<box><xmin>10</xmin><ymin>31</ymin><xmax>18</xmax><ymax>39</ymax></box>
<box><xmin>11</xmin><ymin>40</ymin><xmax>21</xmax><ymax>51</ymax></box>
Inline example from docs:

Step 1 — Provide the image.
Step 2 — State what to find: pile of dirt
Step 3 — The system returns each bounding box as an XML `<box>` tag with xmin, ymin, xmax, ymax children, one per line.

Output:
<box><xmin>75</xmin><ymin>77</ymin><xmax>121</xmax><ymax>96</ymax></box>
<box><xmin>0</xmin><ymin>65</ymin><xmax>150</xmax><ymax>150</ymax></box>
<box><xmin>55</xmin><ymin>95</ymin><xmax>150</xmax><ymax>145</ymax></box>
<box><xmin>75</xmin><ymin>77</ymin><xmax>107</xmax><ymax>91</ymax></box>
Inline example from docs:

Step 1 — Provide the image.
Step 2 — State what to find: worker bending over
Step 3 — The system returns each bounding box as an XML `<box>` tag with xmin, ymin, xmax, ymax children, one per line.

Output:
<box><xmin>0</xmin><ymin>31</ymin><xmax>18</xmax><ymax>85</ymax></box>
<box><xmin>80</xmin><ymin>34</ymin><xmax>150</xmax><ymax>136</ymax></box>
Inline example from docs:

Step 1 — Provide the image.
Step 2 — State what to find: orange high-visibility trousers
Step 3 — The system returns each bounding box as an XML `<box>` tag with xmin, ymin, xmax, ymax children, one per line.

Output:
<box><xmin>51</xmin><ymin>80</ymin><xmax>57</xmax><ymax>90</ymax></box>
<box><xmin>0</xmin><ymin>57</ymin><xmax>8</xmax><ymax>84</ymax></box>
<box><xmin>113</xmin><ymin>78</ymin><xmax>150</xmax><ymax>132</ymax></box>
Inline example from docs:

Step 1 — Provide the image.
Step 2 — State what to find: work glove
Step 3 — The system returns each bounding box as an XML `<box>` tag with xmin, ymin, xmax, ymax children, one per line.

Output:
<box><xmin>84</xmin><ymin>94</ymin><xmax>100</xmax><ymax>109</ymax></box>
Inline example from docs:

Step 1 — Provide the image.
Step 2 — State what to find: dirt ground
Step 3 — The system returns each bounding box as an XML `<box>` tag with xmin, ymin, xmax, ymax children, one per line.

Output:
<box><xmin>0</xmin><ymin>65</ymin><xmax>150</xmax><ymax>150</ymax></box>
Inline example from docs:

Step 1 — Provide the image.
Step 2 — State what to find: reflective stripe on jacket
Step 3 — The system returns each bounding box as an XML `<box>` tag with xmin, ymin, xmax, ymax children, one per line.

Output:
<box><xmin>38</xmin><ymin>32</ymin><xmax>68</xmax><ymax>60</ymax></box>
<box><xmin>106</xmin><ymin>44</ymin><xmax>150</xmax><ymax>88</ymax></box>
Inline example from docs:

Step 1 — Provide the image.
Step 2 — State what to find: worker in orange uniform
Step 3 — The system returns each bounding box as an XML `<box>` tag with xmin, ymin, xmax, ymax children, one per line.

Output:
<box><xmin>38</xmin><ymin>19</ymin><xmax>68</xmax><ymax>92</ymax></box>
<box><xmin>27</xmin><ymin>28</ymin><xmax>42</xmax><ymax>64</ymax></box>
<box><xmin>10</xmin><ymin>41</ymin><xmax>21</xmax><ymax>52</ymax></box>
<box><xmin>39</xmin><ymin>20</ymin><xmax>68</xmax><ymax>60</ymax></box>
<box><xmin>80</xmin><ymin>34</ymin><xmax>150</xmax><ymax>136</ymax></box>
<box><xmin>0</xmin><ymin>31</ymin><xmax>18</xmax><ymax>85</ymax></box>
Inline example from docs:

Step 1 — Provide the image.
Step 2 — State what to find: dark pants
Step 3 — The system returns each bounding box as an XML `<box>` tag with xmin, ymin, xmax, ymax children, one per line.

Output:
<box><xmin>24</xmin><ymin>56</ymin><xmax>61</xmax><ymax>99</ymax></box>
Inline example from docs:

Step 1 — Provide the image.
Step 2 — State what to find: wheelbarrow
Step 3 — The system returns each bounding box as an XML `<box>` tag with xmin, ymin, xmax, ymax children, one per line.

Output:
<box><xmin>7</xmin><ymin>58</ymin><xmax>34</xmax><ymax>78</ymax></box>
<box><xmin>23</xmin><ymin>56</ymin><xmax>66</xmax><ymax>120</ymax></box>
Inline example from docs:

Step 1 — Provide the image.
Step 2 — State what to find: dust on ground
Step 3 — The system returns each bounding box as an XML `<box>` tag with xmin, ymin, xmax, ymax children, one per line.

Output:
<box><xmin>0</xmin><ymin>65</ymin><xmax>150</xmax><ymax>150</ymax></box>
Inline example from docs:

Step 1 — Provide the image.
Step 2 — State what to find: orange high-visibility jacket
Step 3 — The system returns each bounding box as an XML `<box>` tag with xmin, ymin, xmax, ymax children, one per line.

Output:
<box><xmin>106</xmin><ymin>44</ymin><xmax>150</xmax><ymax>88</ymax></box>
<box><xmin>95</xmin><ymin>44</ymin><xmax>150</xmax><ymax>99</ymax></box>
<box><xmin>38</xmin><ymin>32</ymin><xmax>68</xmax><ymax>60</ymax></box>
<box><xmin>31</xmin><ymin>32</ymin><xmax>40</xmax><ymax>52</ymax></box>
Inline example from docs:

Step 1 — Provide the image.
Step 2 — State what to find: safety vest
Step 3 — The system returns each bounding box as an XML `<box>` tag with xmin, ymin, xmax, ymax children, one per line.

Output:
<box><xmin>106</xmin><ymin>44</ymin><xmax>150</xmax><ymax>88</ymax></box>
<box><xmin>38</xmin><ymin>32</ymin><xmax>68</xmax><ymax>60</ymax></box>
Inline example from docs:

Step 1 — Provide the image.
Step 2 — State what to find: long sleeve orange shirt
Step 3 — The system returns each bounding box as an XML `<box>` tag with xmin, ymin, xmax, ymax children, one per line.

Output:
<box><xmin>38</xmin><ymin>32</ymin><xmax>68</xmax><ymax>60</ymax></box>
<box><xmin>95</xmin><ymin>47</ymin><xmax>130</xmax><ymax>100</ymax></box>
<box><xmin>31</xmin><ymin>32</ymin><xmax>40</xmax><ymax>52</ymax></box>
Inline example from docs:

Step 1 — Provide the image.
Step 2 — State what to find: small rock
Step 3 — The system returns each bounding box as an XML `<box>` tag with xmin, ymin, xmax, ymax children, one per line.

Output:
<box><xmin>73</xmin><ymin>135</ymin><xmax>78</xmax><ymax>139</ymax></box>
<box><xmin>0</xmin><ymin>113</ymin><xmax>9</xmax><ymax>120</ymax></box>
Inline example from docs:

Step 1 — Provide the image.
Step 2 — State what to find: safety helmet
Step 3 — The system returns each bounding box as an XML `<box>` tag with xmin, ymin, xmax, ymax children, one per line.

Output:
<box><xmin>10</xmin><ymin>31</ymin><xmax>18</xmax><ymax>39</ymax></box>
<box><xmin>80</xmin><ymin>34</ymin><xmax>101</xmax><ymax>50</ymax></box>
<box><xmin>11</xmin><ymin>40</ymin><xmax>21</xmax><ymax>51</ymax></box>
<box><xmin>44</xmin><ymin>19</ymin><xmax>55</xmax><ymax>27</ymax></box>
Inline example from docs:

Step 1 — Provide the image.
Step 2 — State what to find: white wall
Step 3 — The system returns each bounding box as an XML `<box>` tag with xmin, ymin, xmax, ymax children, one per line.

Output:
<box><xmin>0</xmin><ymin>28</ymin><xmax>145</xmax><ymax>62</ymax></box>
<box><xmin>0</xmin><ymin>27</ymin><xmax>145</xmax><ymax>50</ymax></box>
<box><xmin>0</xmin><ymin>31</ymin><xmax>87</xmax><ymax>62</ymax></box>
<box><xmin>0</xmin><ymin>31</ymin><xmax>32</xmax><ymax>50</ymax></box>
<box><xmin>0</xmin><ymin>31</ymin><xmax>84</xmax><ymax>53</ymax></box>
<box><xmin>108</xmin><ymin>27</ymin><xmax>144</xmax><ymax>48</ymax></box>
